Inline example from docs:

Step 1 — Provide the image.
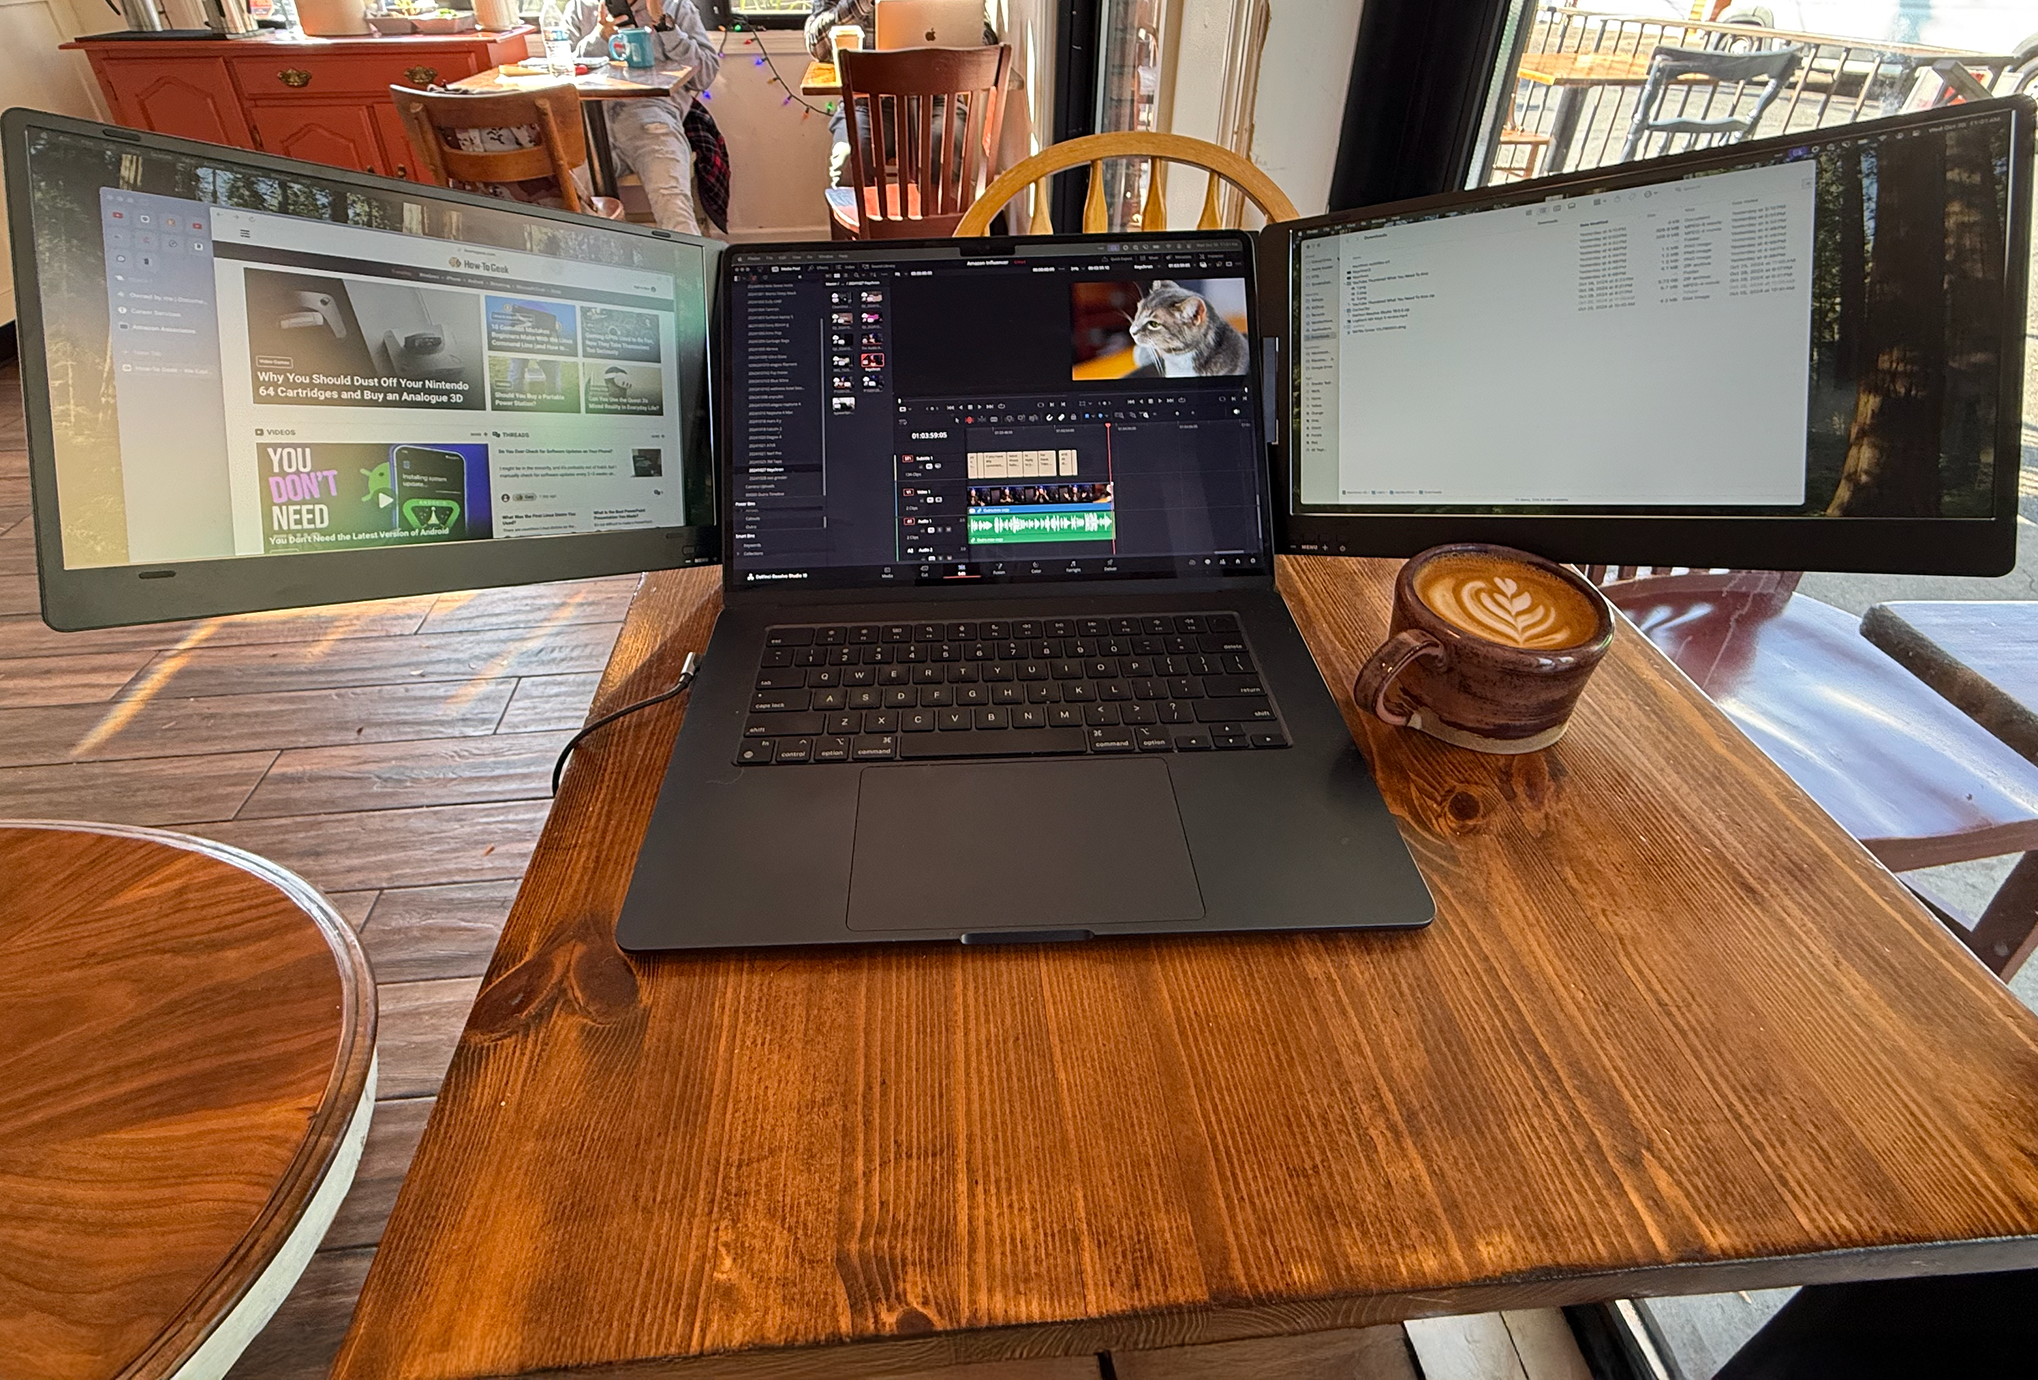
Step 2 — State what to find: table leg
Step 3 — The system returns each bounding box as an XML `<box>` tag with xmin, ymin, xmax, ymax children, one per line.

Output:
<box><xmin>1546</xmin><ymin>86</ymin><xmax>1586</xmax><ymax>175</ymax></box>
<box><xmin>1969</xmin><ymin>851</ymin><xmax>2038</xmax><ymax>979</ymax></box>
<box><xmin>583</xmin><ymin>104</ymin><xmax>619</xmax><ymax>200</ymax></box>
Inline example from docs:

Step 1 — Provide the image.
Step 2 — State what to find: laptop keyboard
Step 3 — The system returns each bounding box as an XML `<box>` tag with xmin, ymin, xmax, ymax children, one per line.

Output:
<box><xmin>736</xmin><ymin>613</ymin><xmax>1291</xmax><ymax>765</ymax></box>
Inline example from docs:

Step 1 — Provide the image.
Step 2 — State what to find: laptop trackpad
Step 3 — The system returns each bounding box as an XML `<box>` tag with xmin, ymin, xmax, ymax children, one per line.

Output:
<box><xmin>847</xmin><ymin>758</ymin><xmax>1205</xmax><ymax>933</ymax></box>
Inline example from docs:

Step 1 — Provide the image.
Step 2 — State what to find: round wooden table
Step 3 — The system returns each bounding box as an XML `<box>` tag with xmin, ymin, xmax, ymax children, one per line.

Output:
<box><xmin>0</xmin><ymin>820</ymin><xmax>376</xmax><ymax>1380</ymax></box>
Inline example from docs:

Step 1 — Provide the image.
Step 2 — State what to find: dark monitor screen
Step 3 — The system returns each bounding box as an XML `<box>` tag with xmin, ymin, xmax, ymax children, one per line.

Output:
<box><xmin>4</xmin><ymin>111</ymin><xmax>718</xmax><ymax>629</ymax></box>
<box><xmin>1263</xmin><ymin>99</ymin><xmax>2032</xmax><ymax>574</ymax></box>
<box><xmin>720</xmin><ymin>234</ymin><xmax>1272</xmax><ymax>591</ymax></box>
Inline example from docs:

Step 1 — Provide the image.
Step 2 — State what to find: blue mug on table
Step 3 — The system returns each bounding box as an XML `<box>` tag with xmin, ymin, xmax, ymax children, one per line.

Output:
<box><xmin>609</xmin><ymin>26</ymin><xmax>655</xmax><ymax>68</ymax></box>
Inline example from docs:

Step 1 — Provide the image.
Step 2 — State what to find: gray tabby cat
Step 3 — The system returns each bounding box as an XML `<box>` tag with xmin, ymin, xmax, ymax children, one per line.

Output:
<box><xmin>1128</xmin><ymin>280</ymin><xmax>1249</xmax><ymax>377</ymax></box>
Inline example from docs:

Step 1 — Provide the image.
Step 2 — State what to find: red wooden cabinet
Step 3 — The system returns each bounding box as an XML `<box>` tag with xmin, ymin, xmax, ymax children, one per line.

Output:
<box><xmin>64</xmin><ymin>29</ymin><xmax>533</xmax><ymax>183</ymax></box>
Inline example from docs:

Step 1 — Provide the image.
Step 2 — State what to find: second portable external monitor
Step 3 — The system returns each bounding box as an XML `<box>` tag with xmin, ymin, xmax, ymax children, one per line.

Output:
<box><xmin>1260</xmin><ymin>99</ymin><xmax>2032</xmax><ymax>575</ymax></box>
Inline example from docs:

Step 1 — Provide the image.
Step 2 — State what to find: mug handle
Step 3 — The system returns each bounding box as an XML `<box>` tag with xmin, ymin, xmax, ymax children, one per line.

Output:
<box><xmin>610</xmin><ymin>33</ymin><xmax>629</xmax><ymax>60</ymax></box>
<box><xmin>1353</xmin><ymin>629</ymin><xmax>1446</xmax><ymax>727</ymax></box>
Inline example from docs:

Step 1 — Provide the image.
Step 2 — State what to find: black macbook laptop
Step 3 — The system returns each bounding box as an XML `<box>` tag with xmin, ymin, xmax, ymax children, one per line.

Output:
<box><xmin>613</xmin><ymin>234</ymin><xmax>1437</xmax><ymax>949</ymax></box>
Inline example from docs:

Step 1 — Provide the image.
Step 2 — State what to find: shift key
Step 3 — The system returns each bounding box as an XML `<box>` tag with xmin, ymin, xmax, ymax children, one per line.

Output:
<box><xmin>746</xmin><ymin>713</ymin><xmax>824</xmax><ymax>737</ymax></box>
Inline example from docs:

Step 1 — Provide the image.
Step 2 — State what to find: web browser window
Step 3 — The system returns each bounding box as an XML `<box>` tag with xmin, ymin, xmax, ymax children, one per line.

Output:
<box><xmin>24</xmin><ymin>126</ymin><xmax>711</xmax><ymax>573</ymax></box>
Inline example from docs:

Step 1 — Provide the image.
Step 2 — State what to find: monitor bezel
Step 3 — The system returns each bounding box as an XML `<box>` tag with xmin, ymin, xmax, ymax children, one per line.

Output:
<box><xmin>3</xmin><ymin>108</ymin><xmax>722</xmax><ymax>631</ymax></box>
<box><xmin>1256</xmin><ymin>97</ymin><xmax>2033</xmax><ymax>576</ymax></box>
<box><xmin>714</xmin><ymin>229</ymin><xmax>1280</xmax><ymax>602</ymax></box>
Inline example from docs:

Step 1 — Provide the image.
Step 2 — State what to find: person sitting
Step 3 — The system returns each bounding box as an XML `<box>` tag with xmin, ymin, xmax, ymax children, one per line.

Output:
<box><xmin>562</xmin><ymin>0</ymin><xmax>720</xmax><ymax>233</ymax></box>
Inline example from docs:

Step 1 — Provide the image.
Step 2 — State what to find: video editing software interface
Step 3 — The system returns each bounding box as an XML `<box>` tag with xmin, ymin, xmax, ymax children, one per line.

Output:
<box><xmin>20</xmin><ymin>127</ymin><xmax>711</xmax><ymax>573</ymax></box>
<box><xmin>1290</xmin><ymin>108</ymin><xmax>2014</xmax><ymax>524</ymax></box>
<box><xmin>727</xmin><ymin>239</ymin><xmax>1269</xmax><ymax>588</ymax></box>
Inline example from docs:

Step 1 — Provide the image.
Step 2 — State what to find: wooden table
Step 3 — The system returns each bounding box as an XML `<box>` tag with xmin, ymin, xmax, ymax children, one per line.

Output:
<box><xmin>801</xmin><ymin>59</ymin><xmax>841</xmax><ymax>96</ymax></box>
<box><xmin>1515</xmin><ymin>49</ymin><xmax>1675</xmax><ymax>175</ymax></box>
<box><xmin>452</xmin><ymin>61</ymin><xmax>694</xmax><ymax>198</ymax></box>
<box><xmin>1862</xmin><ymin>599</ymin><xmax>2038</xmax><ymax>973</ymax></box>
<box><xmin>331</xmin><ymin>558</ymin><xmax>2038</xmax><ymax>1380</ymax></box>
<box><xmin>0</xmin><ymin>821</ymin><xmax>376</xmax><ymax>1380</ymax></box>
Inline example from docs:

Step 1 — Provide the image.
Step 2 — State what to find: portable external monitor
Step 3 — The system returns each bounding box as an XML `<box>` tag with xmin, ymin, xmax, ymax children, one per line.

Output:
<box><xmin>2</xmin><ymin>109</ymin><xmax>720</xmax><ymax>630</ymax></box>
<box><xmin>1258</xmin><ymin>98</ymin><xmax>2033</xmax><ymax>575</ymax></box>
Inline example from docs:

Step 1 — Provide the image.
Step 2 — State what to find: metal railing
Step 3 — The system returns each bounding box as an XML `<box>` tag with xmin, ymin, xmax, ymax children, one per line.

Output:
<box><xmin>1488</xmin><ymin>5</ymin><xmax>2027</xmax><ymax>183</ymax></box>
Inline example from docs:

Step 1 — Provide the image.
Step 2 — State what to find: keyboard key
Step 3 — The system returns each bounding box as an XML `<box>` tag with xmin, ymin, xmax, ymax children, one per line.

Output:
<box><xmin>844</xmin><ymin>668</ymin><xmax>875</xmax><ymax>687</ymax></box>
<box><xmin>882</xmin><ymin>623</ymin><xmax>911</xmax><ymax>642</ymax></box>
<box><xmin>1159</xmin><ymin>701</ymin><xmax>1194</xmax><ymax>723</ymax></box>
<box><xmin>1200</xmin><ymin>632</ymin><xmax>1248</xmax><ymax>653</ymax></box>
<box><xmin>983</xmin><ymin>620</ymin><xmax>1010</xmax><ymax>638</ymax></box>
<box><xmin>1206</xmin><ymin>613</ymin><xmax>1239</xmax><ymax>631</ymax></box>
<box><xmin>766</xmin><ymin>627</ymin><xmax>814</xmax><ymax>647</ymax></box>
<box><xmin>775</xmin><ymin>737</ymin><xmax>813</xmax><ymax>763</ymax></box>
<box><xmin>880</xmin><ymin>666</ymin><xmax>910</xmax><ymax>686</ymax></box>
<box><xmin>1201</xmin><ymin>675</ymin><xmax>1266</xmax><ymax>698</ymax></box>
<box><xmin>1143</xmin><ymin>617</ymin><xmax>1171</xmax><ymax>635</ymax></box>
<box><xmin>825</xmin><ymin>712</ymin><xmax>859</xmax><ymax>735</ymax></box>
<box><xmin>1015</xmin><ymin>706</ymin><xmax>1047</xmax><ymax>728</ymax></box>
<box><xmin>761</xmin><ymin>649</ymin><xmax>795</xmax><ymax>668</ymax></box>
<box><xmin>1173</xmin><ymin>729</ymin><xmax>1212</xmax><ymax>750</ymax></box>
<box><xmin>815</xmin><ymin>736</ymin><xmax>852</xmax><ymax>763</ymax></box>
<box><xmin>923</xmin><ymin>685</ymin><xmax>954</xmax><ymax>706</ymax></box>
<box><xmin>1211</xmin><ymin>729</ymin><xmax>1251</xmax><ymax>750</ymax></box>
<box><xmin>737</xmin><ymin>740</ymin><xmax>773</xmax><ymax>764</ymax></box>
<box><xmin>1136</xmin><ymin>728</ymin><xmax>1172</xmax><ymax>752</ymax></box>
<box><xmin>812</xmin><ymin>688</ymin><xmax>847</xmax><ymax>710</ymax></box>
<box><xmin>816</xmin><ymin>626</ymin><xmax>846</xmax><ymax>645</ymax></box>
<box><xmin>853</xmin><ymin>734</ymin><xmax>897</xmax><ymax>760</ymax></box>
<box><xmin>1017</xmin><ymin>660</ymin><xmax>1050</xmax><ymax>680</ymax></box>
<box><xmin>1085</xmin><ymin>702</ymin><xmax>1119</xmax><ymax>726</ymax></box>
<box><xmin>828</xmin><ymin>647</ymin><xmax>856</xmax><ymax>665</ymax></box>
<box><xmin>1063</xmin><ymin>682</ymin><xmax>1096</xmax><ymax>702</ymax></box>
<box><xmin>946</xmin><ymin>664</ymin><xmax>979</xmax><ymax>682</ymax></box>
<box><xmin>1174</xmin><ymin>615</ymin><xmax>1203</xmax><ymax>634</ymax></box>
<box><xmin>850</xmin><ymin>624</ymin><xmax>879</xmax><ymax>644</ymax></box>
<box><xmin>1166</xmin><ymin>678</ymin><xmax>1202</xmax><ymax>699</ymax></box>
<box><xmin>992</xmin><ymin>684</ymin><xmax>1025</xmax><ymax>704</ymax></box>
<box><xmin>900</xmin><ymin>727</ymin><xmax>1088</xmax><ymax>759</ymax></box>
<box><xmin>1079</xmin><ymin>619</ymin><xmax>1106</xmax><ymax>636</ymax></box>
<box><xmin>751</xmin><ymin>689</ymin><xmax>810</xmax><ymax>713</ymax></box>
<box><xmin>1122</xmin><ymin>702</ymin><xmax>1157</xmax><ymax>725</ymax></box>
<box><xmin>795</xmin><ymin>648</ymin><xmax>827</xmax><ymax>667</ymax></box>
<box><xmin>755</xmin><ymin>670</ymin><xmax>805</xmax><ymax>690</ymax></box>
<box><xmin>1046</xmin><ymin>619</ymin><xmax>1074</xmax><ymax>637</ymax></box>
<box><xmin>957</xmin><ymin>685</ymin><xmax>989</xmax><ymax>707</ymax></box>
<box><xmin>912</xmin><ymin>664</ymin><xmax>943</xmax><ymax>683</ymax></box>
<box><xmin>946</xmin><ymin>621</ymin><xmax>977</xmax><ymax>640</ymax></box>
<box><xmin>903</xmin><ymin>710</ymin><xmax>936</xmax><ymax>732</ymax></box>
<box><xmin>1089</xmin><ymin>726</ymin><xmax>1135</xmax><ymax>753</ymax></box>
<box><xmin>807</xmin><ymin>668</ymin><xmax>840</xmax><ymax>688</ymax></box>
<box><xmin>1194</xmin><ymin>701</ymin><xmax>1276</xmax><ymax>722</ymax></box>
<box><xmin>883</xmin><ymin>688</ymin><xmax>915</xmax><ymax>708</ymax></box>
<box><xmin>1015</xmin><ymin>620</ymin><xmax>1042</xmax><ymax>637</ymax></box>
<box><xmin>1048</xmin><ymin>706</ymin><xmax>1083</xmax><ymax>728</ymax></box>
<box><xmin>981</xmin><ymin>662</ymin><xmax>1014</xmax><ymax>681</ymax></box>
<box><xmin>848</xmin><ymin>688</ymin><xmax>881</xmax><ymax>709</ymax></box>
<box><xmin>1250</xmin><ymin>732</ymin><xmax>1288</xmax><ymax>748</ymax></box>
<box><xmin>974</xmin><ymin>707</ymin><xmax>1009</xmax><ymax>729</ymax></box>
<box><xmin>748</xmin><ymin>714</ymin><xmax>822</xmax><ymax>737</ymax></box>
<box><xmin>866</xmin><ymin>710</ymin><xmax>899</xmax><ymax>733</ymax></box>
<box><xmin>914</xmin><ymin>622</ymin><xmax>941</xmax><ymax>641</ymax></box>
<box><xmin>1099</xmin><ymin>680</ymin><xmax>1132</xmax><ymax>701</ymax></box>
<box><xmin>938</xmin><ymin>709</ymin><xmax>970</xmax><ymax>731</ymax></box>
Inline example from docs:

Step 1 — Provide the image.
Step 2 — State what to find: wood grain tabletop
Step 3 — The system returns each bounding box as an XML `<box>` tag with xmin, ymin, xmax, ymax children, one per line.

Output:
<box><xmin>332</xmin><ymin>558</ymin><xmax>2038</xmax><ymax>1380</ymax></box>
<box><xmin>0</xmin><ymin>821</ymin><xmax>375</xmax><ymax>1380</ymax></box>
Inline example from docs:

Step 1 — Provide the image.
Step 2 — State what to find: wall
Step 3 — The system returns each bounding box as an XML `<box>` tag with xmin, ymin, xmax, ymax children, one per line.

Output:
<box><xmin>703</xmin><ymin>25</ymin><xmax>835</xmax><ymax>242</ymax></box>
<box><xmin>1246</xmin><ymin>0</ymin><xmax>1363</xmax><ymax>218</ymax></box>
<box><xmin>0</xmin><ymin>0</ymin><xmax>107</xmax><ymax>325</ymax></box>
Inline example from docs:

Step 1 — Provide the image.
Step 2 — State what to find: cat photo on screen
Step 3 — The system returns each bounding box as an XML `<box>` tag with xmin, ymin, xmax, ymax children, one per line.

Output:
<box><xmin>1070</xmin><ymin>278</ymin><xmax>1250</xmax><ymax>380</ymax></box>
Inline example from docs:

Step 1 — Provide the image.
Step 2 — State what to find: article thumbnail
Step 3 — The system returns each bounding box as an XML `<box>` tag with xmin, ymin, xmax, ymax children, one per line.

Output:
<box><xmin>488</xmin><ymin>355</ymin><xmax>582</xmax><ymax>413</ymax></box>
<box><xmin>245</xmin><ymin>270</ymin><xmax>486</xmax><ymax>409</ymax></box>
<box><xmin>585</xmin><ymin>363</ymin><xmax>664</xmax><ymax>416</ymax></box>
<box><xmin>582</xmin><ymin>306</ymin><xmax>662</xmax><ymax>362</ymax></box>
<box><xmin>486</xmin><ymin>296</ymin><xmax>578</xmax><ymax>356</ymax></box>
<box><xmin>1070</xmin><ymin>277</ymin><xmax>1249</xmax><ymax>380</ymax></box>
<box><xmin>255</xmin><ymin>439</ymin><xmax>491</xmax><ymax>552</ymax></box>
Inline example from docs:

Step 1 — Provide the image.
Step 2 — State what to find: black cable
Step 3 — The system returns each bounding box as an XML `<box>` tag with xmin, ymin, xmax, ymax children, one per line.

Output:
<box><xmin>551</xmin><ymin>651</ymin><xmax>699</xmax><ymax>796</ymax></box>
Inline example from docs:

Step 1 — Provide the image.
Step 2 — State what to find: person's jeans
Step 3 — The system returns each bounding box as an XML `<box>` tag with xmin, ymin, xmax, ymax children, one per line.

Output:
<box><xmin>606</xmin><ymin>100</ymin><xmax>700</xmax><ymax>234</ymax></box>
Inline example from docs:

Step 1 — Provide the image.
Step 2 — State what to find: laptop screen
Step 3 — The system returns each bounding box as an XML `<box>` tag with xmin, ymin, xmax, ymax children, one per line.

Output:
<box><xmin>723</xmin><ymin>236</ymin><xmax>1270</xmax><ymax>590</ymax></box>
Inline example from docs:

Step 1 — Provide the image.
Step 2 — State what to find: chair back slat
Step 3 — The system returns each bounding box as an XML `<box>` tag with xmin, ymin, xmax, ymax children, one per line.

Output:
<box><xmin>956</xmin><ymin>131</ymin><xmax>1301</xmax><ymax>237</ymax></box>
<box><xmin>836</xmin><ymin>45</ymin><xmax>1010</xmax><ymax>239</ymax></box>
<box><xmin>1140</xmin><ymin>155</ymin><xmax>1168</xmax><ymax>230</ymax></box>
<box><xmin>390</xmin><ymin>83</ymin><xmax>593</xmax><ymax>215</ymax></box>
<box><xmin>1196</xmin><ymin>171</ymin><xmax>1224</xmax><ymax>230</ymax></box>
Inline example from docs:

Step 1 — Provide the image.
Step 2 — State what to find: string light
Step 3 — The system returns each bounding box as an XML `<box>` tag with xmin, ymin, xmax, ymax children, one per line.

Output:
<box><xmin>726</xmin><ymin>19</ymin><xmax>836</xmax><ymax>119</ymax></box>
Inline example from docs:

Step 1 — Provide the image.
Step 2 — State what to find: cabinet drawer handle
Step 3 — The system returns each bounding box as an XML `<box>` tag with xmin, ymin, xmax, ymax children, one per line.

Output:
<box><xmin>277</xmin><ymin>68</ymin><xmax>312</xmax><ymax>88</ymax></box>
<box><xmin>405</xmin><ymin>65</ymin><xmax>439</xmax><ymax>86</ymax></box>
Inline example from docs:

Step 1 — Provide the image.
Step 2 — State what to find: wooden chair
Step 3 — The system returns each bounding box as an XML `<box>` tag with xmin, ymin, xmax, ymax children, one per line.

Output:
<box><xmin>1495</xmin><ymin>126</ymin><xmax>1551</xmax><ymax>181</ymax></box>
<box><xmin>829</xmin><ymin>45</ymin><xmax>1011</xmax><ymax>240</ymax></box>
<box><xmin>1588</xmin><ymin>568</ymin><xmax>2038</xmax><ymax>978</ymax></box>
<box><xmin>956</xmin><ymin>130</ymin><xmax>1300</xmax><ymax>237</ymax></box>
<box><xmin>390</xmin><ymin>84</ymin><xmax>624</xmax><ymax>220</ymax></box>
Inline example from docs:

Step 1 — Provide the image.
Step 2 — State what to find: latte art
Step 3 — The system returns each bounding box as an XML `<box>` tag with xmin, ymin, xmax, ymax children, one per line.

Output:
<box><xmin>1414</xmin><ymin>558</ymin><xmax>1599</xmax><ymax>649</ymax></box>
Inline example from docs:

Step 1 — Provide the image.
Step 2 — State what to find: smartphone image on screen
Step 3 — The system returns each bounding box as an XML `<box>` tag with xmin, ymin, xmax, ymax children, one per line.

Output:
<box><xmin>393</xmin><ymin>445</ymin><xmax>467</xmax><ymax>539</ymax></box>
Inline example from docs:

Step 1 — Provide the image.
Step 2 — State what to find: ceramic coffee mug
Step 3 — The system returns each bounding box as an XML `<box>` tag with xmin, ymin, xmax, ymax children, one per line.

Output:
<box><xmin>1354</xmin><ymin>543</ymin><xmax>1614</xmax><ymax>754</ymax></box>
<box><xmin>610</xmin><ymin>26</ymin><xmax>656</xmax><ymax>67</ymax></box>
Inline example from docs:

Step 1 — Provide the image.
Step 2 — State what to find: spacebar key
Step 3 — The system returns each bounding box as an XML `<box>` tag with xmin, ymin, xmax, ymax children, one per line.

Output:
<box><xmin>899</xmin><ymin>728</ymin><xmax>1088</xmax><ymax>759</ymax></box>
